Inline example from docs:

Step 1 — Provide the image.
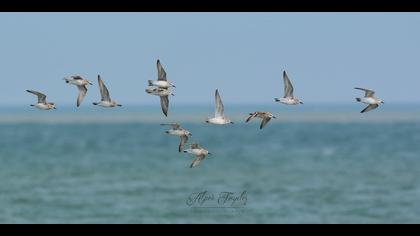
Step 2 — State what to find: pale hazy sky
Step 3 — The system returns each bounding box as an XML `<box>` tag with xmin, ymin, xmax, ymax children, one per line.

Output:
<box><xmin>1</xmin><ymin>13</ymin><xmax>419</xmax><ymax>106</ymax></box>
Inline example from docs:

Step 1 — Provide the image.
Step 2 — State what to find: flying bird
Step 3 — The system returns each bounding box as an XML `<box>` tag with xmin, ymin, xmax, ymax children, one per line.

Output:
<box><xmin>161</xmin><ymin>123</ymin><xmax>192</xmax><ymax>152</ymax></box>
<box><xmin>275</xmin><ymin>71</ymin><xmax>303</xmax><ymax>105</ymax></box>
<box><xmin>246</xmin><ymin>112</ymin><xmax>276</xmax><ymax>129</ymax></box>
<box><xmin>148</xmin><ymin>60</ymin><xmax>176</xmax><ymax>89</ymax></box>
<box><xmin>63</xmin><ymin>75</ymin><xmax>92</xmax><ymax>107</ymax></box>
<box><xmin>184</xmin><ymin>143</ymin><xmax>211</xmax><ymax>168</ymax></box>
<box><xmin>26</xmin><ymin>90</ymin><xmax>56</xmax><ymax>110</ymax></box>
<box><xmin>92</xmin><ymin>75</ymin><xmax>122</xmax><ymax>108</ymax></box>
<box><xmin>355</xmin><ymin>87</ymin><xmax>384</xmax><ymax>113</ymax></box>
<box><xmin>145</xmin><ymin>60</ymin><xmax>175</xmax><ymax>117</ymax></box>
<box><xmin>205</xmin><ymin>89</ymin><xmax>234</xmax><ymax>125</ymax></box>
<box><xmin>145</xmin><ymin>87</ymin><xmax>174</xmax><ymax>117</ymax></box>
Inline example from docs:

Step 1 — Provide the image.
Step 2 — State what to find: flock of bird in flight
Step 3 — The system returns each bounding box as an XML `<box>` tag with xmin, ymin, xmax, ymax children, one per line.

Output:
<box><xmin>26</xmin><ymin>59</ymin><xmax>385</xmax><ymax>168</ymax></box>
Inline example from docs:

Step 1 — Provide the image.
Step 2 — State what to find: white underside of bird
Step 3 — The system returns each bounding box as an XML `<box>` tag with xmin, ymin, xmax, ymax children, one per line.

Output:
<box><xmin>148</xmin><ymin>80</ymin><xmax>174</xmax><ymax>89</ymax></box>
<box><xmin>34</xmin><ymin>103</ymin><xmax>54</xmax><ymax>110</ymax></box>
<box><xmin>206</xmin><ymin>117</ymin><xmax>231</xmax><ymax>125</ymax></box>
<box><xmin>184</xmin><ymin>148</ymin><xmax>206</xmax><ymax>156</ymax></box>
<box><xmin>94</xmin><ymin>101</ymin><xmax>120</xmax><ymax>108</ymax></box>
<box><xmin>167</xmin><ymin>129</ymin><xmax>189</xmax><ymax>136</ymax></box>
<box><xmin>275</xmin><ymin>97</ymin><xmax>302</xmax><ymax>105</ymax></box>
<box><xmin>357</xmin><ymin>97</ymin><xmax>381</xmax><ymax>105</ymax></box>
<box><xmin>64</xmin><ymin>78</ymin><xmax>86</xmax><ymax>86</ymax></box>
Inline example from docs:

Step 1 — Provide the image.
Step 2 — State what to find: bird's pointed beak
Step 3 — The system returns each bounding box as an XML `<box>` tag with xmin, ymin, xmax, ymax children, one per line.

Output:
<box><xmin>300</xmin><ymin>102</ymin><xmax>304</xmax><ymax>104</ymax></box>
<box><xmin>273</xmin><ymin>116</ymin><xmax>277</xmax><ymax>119</ymax></box>
<box><xmin>117</xmin><ymin>104</ymin><xmax>123</xmax><ymax>107</ymax></box>
<box><xmin>381</xmin><ymin>101</ymin><xmax>385</xmax><ymax>104</ymax></box>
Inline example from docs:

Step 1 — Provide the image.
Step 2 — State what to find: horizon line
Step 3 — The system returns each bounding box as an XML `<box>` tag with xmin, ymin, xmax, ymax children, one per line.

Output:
<box><xmin>0</xmin><ymin>101</ymin><xmax>419</xmax><ymax>107</ymax></box>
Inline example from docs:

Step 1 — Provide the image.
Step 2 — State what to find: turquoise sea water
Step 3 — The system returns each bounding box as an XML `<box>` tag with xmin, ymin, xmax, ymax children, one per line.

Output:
<box><xmin>0</xmin><ymin>105</ymin><xmax>420</xmax><ymax>223</ymax></box>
